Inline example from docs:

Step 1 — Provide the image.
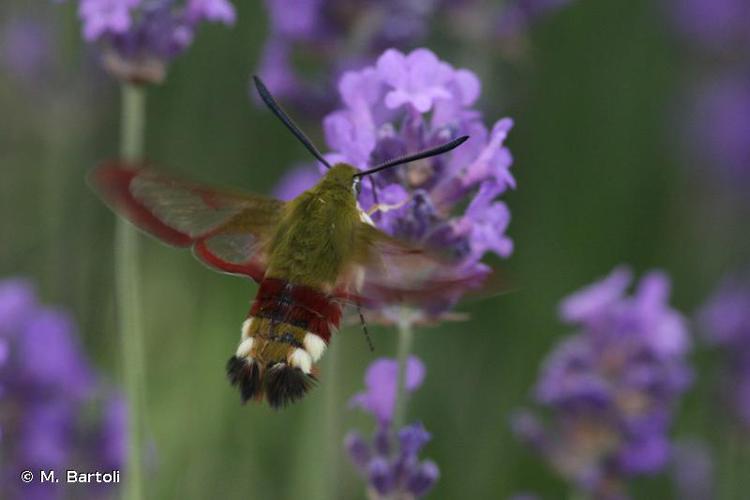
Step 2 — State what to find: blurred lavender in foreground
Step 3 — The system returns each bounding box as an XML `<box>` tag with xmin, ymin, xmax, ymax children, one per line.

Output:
<box><xmin>345</xmin><ymin>357</ymin><xmax>439</xmax><ymax>499</ymax></box>
<box><xmin>56</xmin><ymin>0</ymin><xmax>235</xmax><ymax>83</ymax></box>
<box><xmin>512</xmin><ymin>267</ymin><xmax>692</xmax><ymax>499</ymax></box>
<box><xmin>699</xmin><ymin>275</ymin><xmax>750</xmax><ymax>427</ymax></box>
<box><xmin>277</xmin><ymin>47</ymin><xmax>515</xmax><ymax>322</ymax></box>
<box><xmin>0</xmin><ymin>278</ymin><xmax>126</xmax><ymax>499</ymax></box>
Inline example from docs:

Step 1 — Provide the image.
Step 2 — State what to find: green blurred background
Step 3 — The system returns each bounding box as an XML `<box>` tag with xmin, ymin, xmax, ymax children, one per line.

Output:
<box><xmin>2</xmin><ymin>0</ymin><xmax>747</xmax><ymax>498</ymax></box>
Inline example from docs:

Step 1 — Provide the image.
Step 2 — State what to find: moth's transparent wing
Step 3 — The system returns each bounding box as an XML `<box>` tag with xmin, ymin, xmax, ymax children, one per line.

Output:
<box><xmin>345</xmin><ymin>222</ymin><xmax>495</xmax><ymax>311</ymax></box>
<box><xmin>91</xmin><ymin>162</ymin><xmax>285</xmax><ymax>281</ymax></box>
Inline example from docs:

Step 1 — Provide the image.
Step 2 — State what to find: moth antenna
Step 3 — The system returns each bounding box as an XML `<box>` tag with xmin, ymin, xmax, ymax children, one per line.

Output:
<box><xmin>253</xmin><ymin>75</ymin><xmax>332</xmax><ymax>169</ymax></box>
<box><xmin>354</xmin><ymin>135</ymin><xmax>469</xmax><ymax>178</ymax></box>
<box><xmin>356</xmin><ymin>301</ymin><xmax>375</xmax><ymax>352</ymax></box>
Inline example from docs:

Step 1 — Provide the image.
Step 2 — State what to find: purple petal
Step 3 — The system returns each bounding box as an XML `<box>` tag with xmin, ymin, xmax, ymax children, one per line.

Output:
<box><xmin>185</xmin><ymin>0</ymin><xmax>236</xmax><ymax>25</ymax></box>
<box><xmin>350</xmin><ymin>357</ymin><xmax>426</xmax><ymax>424</ymax></box>
<box><xmin>344</xmin><ymin>431</ymin><xmax>372</xmax><ymax>472</ymax></box>
<box><xmin>18</xmin><ymin>309</ymin><xmax>95</xmax><ymax>399</ymax></box>
<box><xmin>0</xmin><ymin>278</ymin><xmax>37</xmax><ymax>338</ymax></box>
<box><xmin>559</xmin><ymin>266</ymin><xmax>632</xmax><ymax>324</ymax></box>
<box><xmin>405</xmin><ymin>459</ymin><xmax>439</xmax><ymax>497</ymax></box>
<box><xmin>368</xmin><ymin>457</ymin><xmax>396</xmax><ymax>495</ymax></box>
<box><xmin>398</xmin><ymin>422</ymin><xmax>431</xmax><ymax>457</ymax></box>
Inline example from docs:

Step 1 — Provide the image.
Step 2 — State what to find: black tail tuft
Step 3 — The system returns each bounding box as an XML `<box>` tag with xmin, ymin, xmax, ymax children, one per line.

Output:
<box><xmin>263</xmin><ymin>363</ymin><xmax>316</xmax><ymax>409</ymax></box>
<box><xmin>226</xmin><ymin>356</ymin><xmax>262</xmax><ymax>403</ymax></box>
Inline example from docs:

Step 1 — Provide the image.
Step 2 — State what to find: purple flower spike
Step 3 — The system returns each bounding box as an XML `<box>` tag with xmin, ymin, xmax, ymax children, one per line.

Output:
<box><xmin>0</xmin><ymin>277</ymin><xmax>128</xmax><ymax>498</ymax></box>
<box><xmin>513</xmin><ymin>267</ymin><xmax>692</xmax><ymax>499</ymax></box>
<box><xmin>345</xmin><ymin>357</ymin><xmax>439</xmax><ymax>498</ymax></box>
<box><xmin>350</xmin><ymin>356</ymin><xmax>425</xmax><ymax>425</ymax></box>
<box><xmin>61</xmin><ymin>0</ymin><xmax>236</xmax><ymax>83</ymax></box>
<box><xmin>271</xmin><ymin>47</ymin><xmax>516</xmax><ymax>323</ymax></box>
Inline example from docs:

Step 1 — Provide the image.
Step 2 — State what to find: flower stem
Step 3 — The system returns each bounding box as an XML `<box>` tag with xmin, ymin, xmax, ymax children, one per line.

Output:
<box><xmin>117</xmin><ymin>83</ymin><xmax>147</xmax><ymax>500</ymax></box>
<box><xmin>393</xmin><ymin>309</ymin><xmax>415</xmax><ymax>430</ymax></box>
<box><xmin>568</xmin><ymin>489</ymin><xmax>591</xmax><ymax>500</ymax></box>
<box><xmin>322</xmin><ymin>340</ymin><xmax>341</xmax><ymax>500</ymax></box>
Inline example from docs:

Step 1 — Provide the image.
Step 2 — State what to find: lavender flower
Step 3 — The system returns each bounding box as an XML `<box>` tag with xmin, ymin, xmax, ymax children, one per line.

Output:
<box><xmin>345</xmin><ymin>356</ymin><xmax>438</xmax><ymax>499</ymax></box>
<box><xmin>58</xmin><ymin>0</ymin><xmax>235</xmax><ymax>83</ymax></box>
<box><xmin>512</xmin><ymin>267</ymin><xmax>692</xmax><ymax>499</ymax></box>
<box><xmin>276</xmin><ymin>47</ymin><xmax>515</xmax><ymax>322</ymax></box>
<box><xmin>0</xmin><ymin>278</ymin><xmax>127</xmax><ymax>499</ymax></box>
<box><xmin>699</xmin><ymin>274</ymin><xmax>750</xmax><ymax>426</ymax></box>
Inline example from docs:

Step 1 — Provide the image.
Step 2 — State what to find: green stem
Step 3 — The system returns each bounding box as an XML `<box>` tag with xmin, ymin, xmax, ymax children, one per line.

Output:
<box><xmin>321</xmin><ymin>341</ymin><xmax>340</xmax><ymax>500</ymax></box>
<box><xmin>568</xmin><ymin>489</ymin><xmax>591</xmax><ymax>500</ymax></box>
<box><xmin>393</xmin><ymin>310</ymin><xmax>415</xmax><ymax>430</ymax></box>
<box><xmin>117</xmin><ymin>83</ymin><xmax>147</xmax><ymax>500</ymax></box>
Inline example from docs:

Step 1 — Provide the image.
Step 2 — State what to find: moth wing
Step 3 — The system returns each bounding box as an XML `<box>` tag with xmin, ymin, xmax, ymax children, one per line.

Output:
<box><xmin>346</xmin><ymin>222</ymin><xmax>492</xmax><ymax>310</ymax></box>
<box><xmin>90</xmin><ymin>162</ymin><xmax>285</xmax><ymax>281</ymax></box>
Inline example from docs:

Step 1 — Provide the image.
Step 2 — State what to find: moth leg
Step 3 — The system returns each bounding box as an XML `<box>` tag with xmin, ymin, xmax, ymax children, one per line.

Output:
<box><xmin>356</xmin><ymin>300</ymin><xmax>374</xmax><ymax>352</ymax></box>
<box><xmin>367</xmin><ymin>200</ymin><xmax>408</xmax><ymax>216</ymax></box>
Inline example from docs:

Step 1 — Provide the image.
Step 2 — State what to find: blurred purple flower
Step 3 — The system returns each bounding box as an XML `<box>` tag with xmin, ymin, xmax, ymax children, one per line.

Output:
<box><xmin>345</xmin><ymin>357</ymin><xmax>438</xmax><ymax>499</ymax></box>
<box><xmin>58</xmin><ymin>0</ymin><xmax>235</xmax><ymax>83</ymax></box>
<box><xmin>512</xmin><ymin>267</ymin><xmax>692</xmax><ymax>499</ymax></box>
<box><xmin>686</xmin><ymin>74</ymin><xmax>750</xmax><ymax>185</ymax></box>
<box><xmin>669</xmin><ymin>0</ymin><xmax>750</xmax><ymax>54</ymax></box>
<box><xmin>699</xmin><ymin>274</ymin><xmax>750</xmax><ymax>426</ymax></box>
<box><xmin>0</xmin><ymin>278</ymin><xmax>126</xmax><ymax>500</ymax></box>
<box><xmin>281</xmin><ymin>47</ymin><xmax>514</xmax><ymax>322</ymax></box>
<box><xmin>349</xmin><ymin>357</ymin><xmax>425</xmax><ymax>425</ymax></box>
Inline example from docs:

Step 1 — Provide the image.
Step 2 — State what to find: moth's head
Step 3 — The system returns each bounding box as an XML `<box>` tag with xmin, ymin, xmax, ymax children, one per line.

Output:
<box><xmin>320</xmin><ymin>163</ymin><xmax>361</xmax><ymax>197</ymax></box>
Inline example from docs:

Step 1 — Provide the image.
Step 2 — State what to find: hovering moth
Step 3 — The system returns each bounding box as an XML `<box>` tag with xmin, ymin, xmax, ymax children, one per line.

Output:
<box><xmin>91</xmin><ymin>77</ymin><xmax>470</xmax><ymax>408</ymax></box>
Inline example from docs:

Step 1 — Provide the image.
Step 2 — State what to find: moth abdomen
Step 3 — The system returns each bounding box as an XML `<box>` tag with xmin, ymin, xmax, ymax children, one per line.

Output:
<box><xmin>227</xmin><ymin>278</ymin><xmax>342</xmax><ymax>407</ymax></box>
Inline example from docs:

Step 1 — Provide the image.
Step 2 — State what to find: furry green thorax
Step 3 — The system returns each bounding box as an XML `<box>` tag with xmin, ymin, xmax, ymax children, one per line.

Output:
<box><xmin>265</xmin><ymin>164</ymin><xmax>364</xmax><ymax>289</ymax></box>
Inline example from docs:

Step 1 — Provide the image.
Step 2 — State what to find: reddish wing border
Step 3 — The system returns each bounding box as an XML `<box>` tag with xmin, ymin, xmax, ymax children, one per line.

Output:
<box><xmin>92</xmin><ymin>163</ymin><xmax>193</xmax><ymax>246</ymax></box>
<box><xmin>91</xmin><ymin>162</ymin><xmax>276</xmax><ymax>282</ymax></box>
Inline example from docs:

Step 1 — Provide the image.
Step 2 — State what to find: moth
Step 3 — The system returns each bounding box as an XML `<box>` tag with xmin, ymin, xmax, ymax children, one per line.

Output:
<box><xmin>91</xmin><ymin>77</ymin><xmax>469</xmax><ymax>408</ymax></box>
